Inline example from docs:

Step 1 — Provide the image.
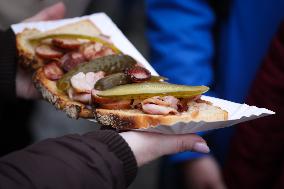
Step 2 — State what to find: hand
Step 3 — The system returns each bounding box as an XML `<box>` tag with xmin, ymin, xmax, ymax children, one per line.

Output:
<box><xmin>23</xmin><ymin>2</ymin><xmax>66</xmax><ymax>22</ymax></box>
<box><xmin>16</xmin><ymin>2</ymin><xmax>66</xmax><ymax>99</ymax></box>
<box><xmin>120</xmin><ymin>131</ymin><xmax>210</xmax><ymax>167</ymax></box>
<box><xmin>182</xmin><ymin>156</ymin><xmax>227</xmax><ymax>189</ymax></box>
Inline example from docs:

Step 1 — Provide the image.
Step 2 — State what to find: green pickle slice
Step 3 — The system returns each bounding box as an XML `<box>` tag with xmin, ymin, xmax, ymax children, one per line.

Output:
<box><xmin>95</xmin><ymin>73</ymin><xmax>131</xmax><ymax>90</ymax></box>
<box><xmin>57</xmin><ymin>55</ymin><xmax>137</xmax><ymax>91</ymax></box>
<box><xmin>97</xmin><ymin>82</ymin><xmax>209</xmax><ymax>99</ymax></box>
<box><xmin>95</xmin><ymin>75</ymin><xmax>168</xmax><ymax>90</ymax></box>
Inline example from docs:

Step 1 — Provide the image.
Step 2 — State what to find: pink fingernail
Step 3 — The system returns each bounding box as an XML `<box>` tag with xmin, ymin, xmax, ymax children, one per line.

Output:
<box><xmin>193</xmin><ymin>142</ymin><xmax>210</xmax><ymax>153</ymax></box>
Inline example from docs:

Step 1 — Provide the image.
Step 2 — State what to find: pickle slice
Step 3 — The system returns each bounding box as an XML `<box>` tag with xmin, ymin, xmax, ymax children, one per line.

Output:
<box><xmin>95</xmin><ymin>73</ymin><xmax>131</xmax><ymax>90</ymax></box>
<box><xmin>95</xmin><ymin>75</ymin><xmax>168</xmax><ymax>90</ymax></box>
<box><xmin>57</xmin><ymin>54</ymin><xmax>137</xmax><ymax>91</ymax></box>
<box><xmin>29</xmin><ymin>34</ymin><xmax>121</xmax><ymax>53</ymax></box>
<box><xmin>97</xmin><ymin>82</ymin><xmax>209</xmax><ymax>99</ymax></box>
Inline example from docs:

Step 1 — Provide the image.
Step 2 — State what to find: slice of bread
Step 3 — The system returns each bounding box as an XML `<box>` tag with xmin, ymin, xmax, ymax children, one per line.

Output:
<box><xmin>95</xmin><ymin>101</ymin><xmax>228</xmax><ymax>129</ymax></box>
<box><xmin>16</xmin><ymin>20</ymin><xmax>101</xmax><ymax>69</ymax></box>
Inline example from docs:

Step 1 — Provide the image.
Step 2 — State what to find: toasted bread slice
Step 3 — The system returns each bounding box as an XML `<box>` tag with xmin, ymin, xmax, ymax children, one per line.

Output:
<box><xmin>33</xmin><ymin>67</ymin><xmax>93</xmax><ymax>119</ymax></box>
<box><xmin>95</xmin><ymin>101</ymin><xmax>228</xmax><ymax>129</ymax></box>
<box><xmin>17</xmin><ymin>20</ymin><xmax>101</xmax><ymax>69</ymax></box>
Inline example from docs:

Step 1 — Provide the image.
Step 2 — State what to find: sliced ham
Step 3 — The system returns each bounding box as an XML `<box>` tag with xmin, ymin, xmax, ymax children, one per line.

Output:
<box><xmin>70</xmin><ymin>71</ymin><xmax>105</xmax><ymax>93</ymax></box>
<box><xmin>35</xmin><ymin>44</ymin><xmax>63</xmax><ymax>59</ymax></box>
<box><xmin>142</xmin><ymin>103</ymin><xmax>178</xmax><ymax>115</ymax></box>
<box><xmin>60</xmin><ymin>52</ymin><xmax>86</xmax><ymax>71</ymax></box>
<box><xmin>142</xmin><ymin>96</ymin><xmax>179</xmax><ymax>109</ymax></box>
<box><xmin>81</xmin><ymin>42</ymin><xmax>115</xmax><ymax>61</ymax></box>
<box><xmin>177</xmin><ymin>95</ymin><xmax>202</xmax><ymax>112</ymax></box>
<box><xmin>141</xmin><ymin>96</ymin><xmax>180</xmax><ymax>115</ymax></box>
<box><xmin>68</xmin><ymin>88</ymin><xmax>91</xmax><ymax>104</ymax></box>
<box><xmin>162</xmin><ymin>96</ymin><xmax>179</xmax><ymax>109</ymax></box>
<box><xmin>81</xmin><ymin>42</ymin><xmax>103</xmax><ymax>60</ymax></box>
<box><xmin>142</xmin><ymin>96</ymin><xmax>169</xmax><ymax>106</ymax></box>
<box><xmin>43</xmin><ymin>62</ymin><xmax>64</xmax><ymax>80</ymax></box>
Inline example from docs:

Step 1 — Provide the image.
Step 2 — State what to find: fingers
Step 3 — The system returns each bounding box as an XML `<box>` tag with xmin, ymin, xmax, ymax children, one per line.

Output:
<box><xmin>17</xmin><ymin>2</ymin><xmax>65</xmax><ymax>98</ymax></box>
<box><xmin>16</xmin><ymin>66</ymin><xmax>41</xmax><ymax>99</ymax></box>
<box><xmin>120</xmin><ymin>131</ymin><xmax>210</xmax><ymax>167</ymax></box>
<box><xmin>163</xmin><ymin>132</ymin><xmax>209</xmax><ymax>153</ymax></box>
<box><xmin>24</xmin><ymin>2</ymin><xmax>66</xmax><ymax>22</ymax></box>
<box><xmin>153</xmin><ymin>133</ymin><xmax>209</xmax><ymax>155</ymax></box>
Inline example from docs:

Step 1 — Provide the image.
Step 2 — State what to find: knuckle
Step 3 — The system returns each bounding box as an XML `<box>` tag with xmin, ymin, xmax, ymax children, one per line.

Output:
<box><xmin>175</xmin><ymin>138</ymin><xmax>191</xmax><ymax>153</ymax></box>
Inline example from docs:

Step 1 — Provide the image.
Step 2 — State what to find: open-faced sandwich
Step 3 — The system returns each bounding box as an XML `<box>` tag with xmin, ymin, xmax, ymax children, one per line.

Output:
<box><xmin>16</xmin><ymin>20</ymin><xmax>228</xmax><ymax>129</ymax></box>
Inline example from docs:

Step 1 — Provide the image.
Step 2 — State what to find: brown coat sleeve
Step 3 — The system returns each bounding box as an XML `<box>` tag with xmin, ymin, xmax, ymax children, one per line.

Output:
<box><xmin>0</xmin><ymin>28</ymin><xmax>17</xmax><ymax>101</ymax></box>
<box><xmin>0</xmin><ymin>130</ymin><xmax>137</xmax><ymax>189</ymax></box>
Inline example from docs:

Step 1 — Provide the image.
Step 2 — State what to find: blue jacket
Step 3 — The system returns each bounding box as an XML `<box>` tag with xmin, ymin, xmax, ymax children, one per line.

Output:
<box><xmin>146</xmin><ymin>0</ymin><xmax>284</xmax><ymax>163</ymax></box>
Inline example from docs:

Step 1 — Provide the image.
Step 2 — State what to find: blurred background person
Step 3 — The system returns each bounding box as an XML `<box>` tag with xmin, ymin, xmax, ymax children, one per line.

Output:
<box><xmin>223</xmin><ymin>21</ymin><xmax>284</xmax><ymax>189</ymax></box>
<box><xmin>146</xmin><ymin>0</ymin><xmax>284</xmax><ymax>188</ymax></box>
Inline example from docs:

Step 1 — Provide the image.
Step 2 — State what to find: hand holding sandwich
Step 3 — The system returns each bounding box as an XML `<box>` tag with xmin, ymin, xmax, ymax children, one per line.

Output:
<box><xmin>16</xmin><ymin>2</ymin><xmax>66</xmax><ymax>99</ymax></box>
<box><xmin>120</xmin><ymin>131</ymin><xmax>210</xmax><ymax>166</ymax></box>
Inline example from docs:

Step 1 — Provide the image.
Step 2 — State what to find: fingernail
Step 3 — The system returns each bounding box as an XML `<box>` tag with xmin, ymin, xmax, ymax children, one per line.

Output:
<box><xmin>193</xmin><ymin>142</ymin><xmax>210</xmax><ymax>153</ymax></box>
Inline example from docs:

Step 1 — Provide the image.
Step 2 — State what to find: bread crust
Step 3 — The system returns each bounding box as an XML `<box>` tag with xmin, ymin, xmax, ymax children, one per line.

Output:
<box><xmin>33</xmin><ymin>68</ymin><xmax>93</xmax><ymax>119</ymax></box>
<box><xmin>16</xmin><ymin>29</ymin><xmax>44</xmax><ymax>69</ymax></box>
<box><xmin>95</xmin><ymin>101</ymin><xmax>228</xmax><ymax>129</ymax></box>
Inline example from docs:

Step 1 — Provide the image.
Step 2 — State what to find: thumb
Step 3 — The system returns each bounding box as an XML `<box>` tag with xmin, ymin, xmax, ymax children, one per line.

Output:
<box><xmin>24</xmin><ymin>2</ymin><xmax>66</xmax><ymax>22</ymax></box>
<box><xmin>160</xmin><ymin>133</ymin><xmax>210</xmax><ymax>155</ymax></box>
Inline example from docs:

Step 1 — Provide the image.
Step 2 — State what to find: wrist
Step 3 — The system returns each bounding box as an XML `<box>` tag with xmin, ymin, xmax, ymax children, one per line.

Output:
<box><xmin>85</xmin><ymin>130</ymin><xmax>137</xmax><ymax>186</ymax></box>
<box><xmin>120</xmin><ymin>132</ymin><xmax>158</xmax><ymax>167</ymax></box>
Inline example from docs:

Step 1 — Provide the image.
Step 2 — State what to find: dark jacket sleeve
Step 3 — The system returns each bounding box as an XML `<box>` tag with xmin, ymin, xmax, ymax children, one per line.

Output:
<box><xmin>0</xmin><ymin>28</ymin><xmax>17</xmax><ymax>101</ymax></box>
<box><xmin>0</xmin><ymin>130</ymin><xmax>137</xmax><ymax>189</ymax></box>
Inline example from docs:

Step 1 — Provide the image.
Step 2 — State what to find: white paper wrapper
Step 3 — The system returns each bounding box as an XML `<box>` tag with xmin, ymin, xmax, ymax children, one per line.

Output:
<box><xmin>12</xmin><ymin>13</ymin><xmax>275</xmax><ymax>134</ymax></box>
<box><xmin>136</xmin><ymin>96</ymin><xmax>274</xmax><ymax>134</ymax></box>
